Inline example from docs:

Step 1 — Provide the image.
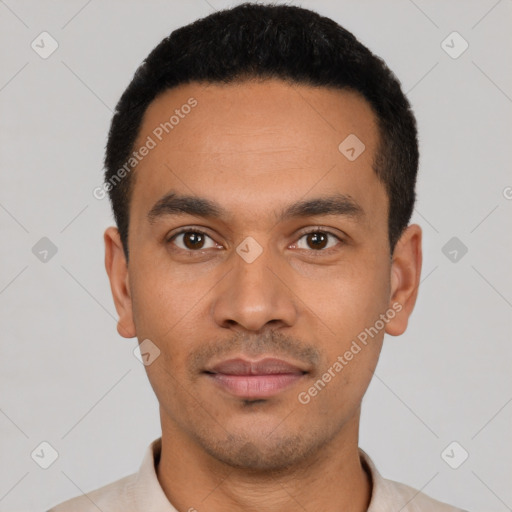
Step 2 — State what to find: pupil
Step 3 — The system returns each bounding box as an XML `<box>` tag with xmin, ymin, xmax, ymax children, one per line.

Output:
<box><xmin>185</xmin><ymin>232</ymin><xmax>204</xmax><ymax>249</ymax></box>
<box><xmin>308</xmin><ymin>232</ymin><xmax>327</xmax><ymax>249</ymax></box>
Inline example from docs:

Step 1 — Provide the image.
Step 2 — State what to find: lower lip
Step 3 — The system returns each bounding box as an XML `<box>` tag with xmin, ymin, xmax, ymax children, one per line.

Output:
<box><xmin>206</xmin><ymin>373</ymin><xmax>305</xmax><ymax>398</ymax></box>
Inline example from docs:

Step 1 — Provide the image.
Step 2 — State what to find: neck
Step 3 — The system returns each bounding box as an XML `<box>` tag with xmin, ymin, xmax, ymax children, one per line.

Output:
<box><xmin>156</xmin><ymin>412</ymin><xmax>372</xmax><ymax>512</ymax></box>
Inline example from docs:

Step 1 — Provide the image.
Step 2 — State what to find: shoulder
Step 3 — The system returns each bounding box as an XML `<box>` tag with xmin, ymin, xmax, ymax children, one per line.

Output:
<box><xmin>380</xmin><ymin>476</ymin><xmax>469</xmax><ymax>511</ymax></box>
<box><xmin>47</xmin><ymin>472</ymin><xmax>137</xmax><ymax>512</ymax></box>
<box><xmin>360</xmin><ymin>448</ymin><xmax>469</xmax><ymax>512</ymax></box>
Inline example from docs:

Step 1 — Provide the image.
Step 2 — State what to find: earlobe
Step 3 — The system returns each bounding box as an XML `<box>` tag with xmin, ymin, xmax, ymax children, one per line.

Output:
<box><xmin>385</xmin><ymin>224</ymin><xmax>422</xmax><ymax>337</ymax></box>
<box><xmin>104</xmin><ymin>227</ymin><xmax>137</xmax><ymax>338</ymax></box>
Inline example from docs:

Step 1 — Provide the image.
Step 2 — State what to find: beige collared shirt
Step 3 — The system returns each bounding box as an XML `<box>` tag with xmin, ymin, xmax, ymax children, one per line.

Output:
<box><xmin>48</xmin><ymin>437</ymin><xmax>467</xmax><ymax>511</ymax></box>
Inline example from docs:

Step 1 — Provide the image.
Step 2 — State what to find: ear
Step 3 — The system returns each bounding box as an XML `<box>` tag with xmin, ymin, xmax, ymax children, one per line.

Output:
<box><xmin>385</xmin><ymin>224</ymin><xmax>422</xmax><ymax>336</ymax></box>
<box><xmin>104</xmin><ymin>226</ymin><xmax>136</xmax><ymax>338</ymax></box>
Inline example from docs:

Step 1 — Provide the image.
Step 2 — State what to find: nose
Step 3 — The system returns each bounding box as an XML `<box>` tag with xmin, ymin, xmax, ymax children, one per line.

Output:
<box><xmin>211</xmin><ymin>241</ymin><xmax>298</xmax><ymax>332</ymax></box>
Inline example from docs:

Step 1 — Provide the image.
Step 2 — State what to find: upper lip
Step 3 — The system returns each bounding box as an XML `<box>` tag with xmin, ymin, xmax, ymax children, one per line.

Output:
<box><xmin>204</xmin><ymin>357</ymin><xmax>307</xmax><ymax>376</ymax></box>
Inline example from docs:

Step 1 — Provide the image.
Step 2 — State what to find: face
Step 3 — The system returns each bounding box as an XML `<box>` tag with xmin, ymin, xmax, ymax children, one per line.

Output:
<box><xmin>105</xmin><ymin>79</ymin><xmax>421</xmax><ymax>471</ymax></box>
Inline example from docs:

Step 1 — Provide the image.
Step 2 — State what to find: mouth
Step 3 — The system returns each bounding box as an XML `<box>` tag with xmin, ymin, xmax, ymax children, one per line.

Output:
<box><xmin>203</xmin><ymin>357</ymin><xmax>308</xmax><ymax>399</ymax></box>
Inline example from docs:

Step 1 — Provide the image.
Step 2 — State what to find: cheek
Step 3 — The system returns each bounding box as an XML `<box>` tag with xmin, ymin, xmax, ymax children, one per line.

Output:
<box><xmin>299</xmin><ymin>333</ymin><xmax>383</xmax><ymax>421</ymax></box>
<box><xmin>129</xmin><ymin>255</ymin><xmax>199</xmax><ymax>341</ymax></box>
<box><xmin>301</xmin><ymin>255</ymin><xmax>389</xmax><ymax>385</ymax></box>
<box><xmin>304</xmin><ymin>256</ymin><xmax>389</xmax><ymax>329</ymax></box>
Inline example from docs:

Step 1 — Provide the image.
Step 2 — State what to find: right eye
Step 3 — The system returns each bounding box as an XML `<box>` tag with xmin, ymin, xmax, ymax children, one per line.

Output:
<box><xmin>167</xmin><ymin>229</ymin><xmax>220</xmax><ymax>251</ymax></box>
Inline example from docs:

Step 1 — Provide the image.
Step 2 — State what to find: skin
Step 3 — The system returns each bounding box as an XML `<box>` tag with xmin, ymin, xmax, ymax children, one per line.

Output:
<box><xmin>104</xmin><ymin>79</ymin><xmax>422</xmax><ymax>512</ymax></box>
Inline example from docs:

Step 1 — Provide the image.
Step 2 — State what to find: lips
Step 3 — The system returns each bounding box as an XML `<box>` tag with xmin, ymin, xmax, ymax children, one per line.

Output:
<box><xmin>207</xmin><ymin>357</ymin><xmax>306</xmax><ymax>376</ymax></box>
<box><xmin>204</xmin><ymin>357</ymin><xmax>307</xmax><ymax>399</ymax></box>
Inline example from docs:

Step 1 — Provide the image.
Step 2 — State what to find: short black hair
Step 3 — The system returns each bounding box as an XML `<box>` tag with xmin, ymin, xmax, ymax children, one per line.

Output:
<box><xmin>104</xmin><ymin>2</ymin><xmax>418</xmax><ymax>259</ymax></box>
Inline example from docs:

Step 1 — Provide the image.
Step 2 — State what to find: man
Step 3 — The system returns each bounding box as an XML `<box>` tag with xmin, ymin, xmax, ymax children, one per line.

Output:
<box><xmin>49</xmin><ymin>3</ymin><xmax>468</xmax><ymax>511</ymax></box>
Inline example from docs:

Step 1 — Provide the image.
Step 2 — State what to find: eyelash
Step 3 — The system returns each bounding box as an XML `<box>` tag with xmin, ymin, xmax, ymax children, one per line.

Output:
<box><xmin>166</xmin><ymin>227</ymin><xmax>344</xmax><ymax>254</ymax></box>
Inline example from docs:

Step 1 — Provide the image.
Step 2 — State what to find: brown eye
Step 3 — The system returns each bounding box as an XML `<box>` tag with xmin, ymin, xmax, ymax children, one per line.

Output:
<box><xmin>296</xmin><ymin>230</ymin><xmax>340</xmax><ymax>251</ymax></box>
<box><xmin>183</xmin><ymin>232</ymin><xmax>205</xmax><ymax>249</ymax></box>
<box><xmin>306</xmin><ymin>232</ymin><xmax>328</xmax><ymax>249</ymax></box>
<box><xmin>170</xmin><ymin>230</ymin><xmax>217</xmax><ymax>251</ymax></box>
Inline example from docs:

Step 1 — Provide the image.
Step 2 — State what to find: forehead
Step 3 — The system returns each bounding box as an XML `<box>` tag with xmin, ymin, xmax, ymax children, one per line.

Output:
<box><xmin>129</xmin><ymin>79</ymin><xmax>385</xmax><ymax>226</ymax></box>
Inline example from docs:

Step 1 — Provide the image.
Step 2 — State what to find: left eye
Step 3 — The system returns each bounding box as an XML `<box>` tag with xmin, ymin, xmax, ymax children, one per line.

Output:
<box><xmin>294</xmin><ymin>231</ymin><xmax>341</xmax><ymax>251</ymax></box>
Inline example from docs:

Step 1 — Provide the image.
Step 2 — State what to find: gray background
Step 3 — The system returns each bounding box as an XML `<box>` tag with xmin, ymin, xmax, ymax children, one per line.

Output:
<box><xmin>1</xmin><ymin>0</ymin><xmax>511</xmax><ymax>510</ymax></box>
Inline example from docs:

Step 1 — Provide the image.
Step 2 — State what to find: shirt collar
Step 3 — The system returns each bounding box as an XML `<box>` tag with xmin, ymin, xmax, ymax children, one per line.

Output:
<box><xmin>131</xmin><ymin>437</ymin><xmax>178</xmax><ymax>511</ymax></box>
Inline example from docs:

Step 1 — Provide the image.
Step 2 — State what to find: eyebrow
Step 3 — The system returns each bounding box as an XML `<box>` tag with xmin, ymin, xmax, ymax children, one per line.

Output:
<box><xmin>147</xmin><ymin>191</ymin><xmax>364</xmax><ymax>224</ymax></box>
